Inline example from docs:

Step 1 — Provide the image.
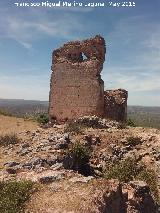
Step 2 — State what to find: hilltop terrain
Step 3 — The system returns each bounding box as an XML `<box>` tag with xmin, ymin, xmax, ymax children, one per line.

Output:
<box><xmin>0</xmin><ymin>114</ymin><xmax>159</xmax><ymax>212</ymax></box>
<box><xmin>0</xmin><ymin>98</ymin><xmax>160</xmax><ymax>129</ymax></box>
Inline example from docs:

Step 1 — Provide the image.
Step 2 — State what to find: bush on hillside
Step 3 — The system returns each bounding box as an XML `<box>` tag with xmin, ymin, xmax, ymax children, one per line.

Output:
<box><xmin>125</xmin><ymin>136</ymin><xmax>142</xmax><ymax>146</ymax></box>
<box><xmin>36</xmin><ymin>113</ymin><xmax>49</xmax><ymax>125</ymax></box>
<box><xmin>127</xmin><ymin>118</ymin><xmax>136</xmax><ymax>127</ymax></box>
<box><xmin>64</xmin><ymin>141</ymin><xmax>92</xmax><ymax>176</ymax></box>
<box><xmin>0</xmin><ymin>180</ymin><xmax>33</xmax><ymax>213</ymax></box>
<box><xmin>0</xmin><ymin>133</ymin><xmax>20</xmax><ymax>147</ymax></box>
<box><xmin>136</xmin><ymin>166</ymin><xmax>159</xmax><ymax>201</ymax></box>
<box><xmin>104</xmin><ymin>158</ymin><xmax>159</xmax><ymax>201</ymax></box>
<box><xmin>0</xmin><ymin>108</ymin><xmax>12</xmax><ymax>117</ymax></box>
<box><xmin>105</xmin><ymin>158</ymin><xmax>137</xmax><ymax>183</ymax></box>
<box><xmin>64</xmin><ymin>122</ymin><xmax>84</xmax><ymax>134</ymax></box>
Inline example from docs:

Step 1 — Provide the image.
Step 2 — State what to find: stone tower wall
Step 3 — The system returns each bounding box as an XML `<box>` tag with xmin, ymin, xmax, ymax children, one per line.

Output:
<box><xmin>104</xmin><ymin>89</ymin><xmax>128</xmax><ymax>122</ymax></box>
<box><xmin>49</xmin><ymin>35</ymin><xmax>106</xmax><ymax>123</ymax></box>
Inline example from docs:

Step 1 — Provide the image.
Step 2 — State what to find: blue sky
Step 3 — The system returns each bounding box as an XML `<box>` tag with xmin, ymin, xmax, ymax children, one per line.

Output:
<box><xmin>0</xmin><ymin>0</ymin><xmax>160</xmax><ymax>106</ymax></box>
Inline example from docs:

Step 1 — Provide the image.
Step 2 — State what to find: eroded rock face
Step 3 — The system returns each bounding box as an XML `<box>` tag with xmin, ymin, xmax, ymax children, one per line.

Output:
<box><xmin>49</xmin><ymin>35</ymin><xmax>106</xmax><ymax>123</ymax></box>
<box><xmin>104</xmin><ymin>89</ymin><xmax>128</xmax><ymax>122</ymax></box>
<box><xmin>123</xmin><ymin>181</ymin><xmax>157</xmax><ymax>213</ymax></box>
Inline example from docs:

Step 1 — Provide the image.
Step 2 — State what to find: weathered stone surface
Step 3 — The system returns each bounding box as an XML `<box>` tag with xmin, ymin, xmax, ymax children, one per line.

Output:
<box><xmin>123</xmin><ymin>181</ymin><xmax>157</xmax><ymax>213</ymax></box>
<box><xmin>69</xmin><ymin>175</ymin><xmax>94</xmax><ymax>183</ymax></box>
<box><xmin>49</xmin><ymin>35</ymin><xmax>128</xmax><ymax>123</ymax></box>
<box><xmin>104</xmin><ymin>89</ymin><xmax>128</xmax><ymax>122</ymax></box>
<box><xmin>49</xmin><ymin>35</ymin><xmax>106</xmax><ymax>123</ymax></box>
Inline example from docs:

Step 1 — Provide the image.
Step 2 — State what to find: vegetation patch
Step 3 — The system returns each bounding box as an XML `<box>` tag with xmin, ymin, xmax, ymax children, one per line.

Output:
<box><xmin>127</xmin><ymin>118</ymin><xmax>136</xmax><ymax>127</ymax></box>
<box><xmin>64</xmin><ymin>141</ymin><xmax>92</xmax><ymax>176</ymax></box>
<box><xmin>105</xmin><ymin>158</ymin><xmax>138</xmax><ymax>183</ymax></box>
<box><xmin>0</xmin><ymin>180</ymin><xmax>33</xmax><ymax>213</ymax></box>
<box><xmin>0</xmin><ymin>108</ymin><xmax>13</xmax><ymax>117</ymax></box>
<box><xmin>35</xmin><ymin>113</ymin><xmax>49</xmax><ymax>125</ymax></box>
<box><xmin>136</xmin><ymin>167</ymin><xmax>159</xmax><ymax>202</ymax></box>
<box><xmin>124</xmin><ymin>136</ymin><xmax>142</xmax><ymax>146</ymax></box>
<box><xmin>0</xmin><ymin>133</ymin><xmax>21</xmax><ymax>147</ymax></box>
<box><xmin>104</xmin><ymin>158</ymin><xmax>159</xmax><ymax>201</ymax></box>
<box><xmin>64</xmin><ymin>122</ymin><xmax>84</xmax><ymax>134</ymax></box>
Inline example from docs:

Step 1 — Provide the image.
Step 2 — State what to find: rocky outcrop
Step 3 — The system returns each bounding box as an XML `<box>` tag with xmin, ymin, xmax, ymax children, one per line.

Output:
<box><xmin>24</xmin><ymin>176</ymin><xmax>156</xmax><ymax>213</ymax></box>
<box><xmin>123</xmin><ymin>181</ymin><xmax>157</xmax><ymax>213</ymax></box>
<box><xmin>0</xmin><ymin>124</ymin><xmax>159</xmax><ymax>212</ymax></box>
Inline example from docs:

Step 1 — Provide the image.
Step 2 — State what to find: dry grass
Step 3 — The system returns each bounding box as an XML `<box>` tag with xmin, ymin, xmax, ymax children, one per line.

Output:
<box><xmin>0</xmin><ymin>115</ymin><xmax>38</xmax><ymax>135</ymax></box>
<box><xmin>0</xmin><ymin>115</ymin><xmax>38</xmax><ymax>169</ymax></box>
<box><xmin>0</xmin><ymin>133</ymin><xmax>20</xmax><ymax>147</ymax></box>
<box><xmin>25</xmin><ymin>179</ymin><xmax>117</xmax><ymax>213</ymax></box>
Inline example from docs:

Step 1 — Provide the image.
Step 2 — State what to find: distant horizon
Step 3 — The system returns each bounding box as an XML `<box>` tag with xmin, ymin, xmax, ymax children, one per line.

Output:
<box><xmin>0</xmin><ymin>97</ymin><xmax>160</xmax><ymax>108</ymax></box>
<box><xmin>0</xmin><ymin>0</ymin><xmax>160</xmax><ymax>106</ymax></box>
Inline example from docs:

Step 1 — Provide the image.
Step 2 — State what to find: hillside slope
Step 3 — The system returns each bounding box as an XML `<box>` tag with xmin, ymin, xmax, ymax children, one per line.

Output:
<box><xmin>0</xmin><ymin>115</ymin><xmax>159</xmax><ymax>212</ymax></box>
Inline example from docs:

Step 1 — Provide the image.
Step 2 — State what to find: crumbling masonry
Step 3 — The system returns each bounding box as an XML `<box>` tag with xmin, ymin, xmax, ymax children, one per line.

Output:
<box><xmin>49</xmin><ymin>35</ymin><xmax>128</xmax><ymax>123</ymax></box>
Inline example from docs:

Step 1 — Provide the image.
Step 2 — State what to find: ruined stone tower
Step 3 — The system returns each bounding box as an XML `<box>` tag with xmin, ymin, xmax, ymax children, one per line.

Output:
<box><xmin>49</xmin><ymin>35</ymin><xmax>106</xmax><ymax>123</ymax></box>
<box><xmin>104</xmin><ymin>89</ymin><xmax>128</xmax><ymax>122</ymax></box>
<box><xmin>49</xmin><ymin>35</ymin><xmax>128</xmax><ymax>123</ymax></box>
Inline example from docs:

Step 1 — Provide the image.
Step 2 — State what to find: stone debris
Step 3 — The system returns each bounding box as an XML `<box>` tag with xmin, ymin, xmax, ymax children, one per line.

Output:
<box><xmin>38</xmin><ymin>171</ymin><xmax>64</xmax><ymax>184</ymax></box>
<box><xmin>16</xmin><ymin>170</ymin><xmax>65</xmax><ymax>183</ymax></box>
<box><xmin>123</xmin><ymin>181</ymin><xmax>157</xmax><ymax>213</ymax></box>
<box><xmin>0</xmin><ymin>124</ymin><xmax>159</xmax><ymax>212</ymax></box>
<box><xmin>69</xmin><ymin>176</ymin><xmax>94</xmax><ymax>183</ymax></box>
<box><xmin>74</xmin><ymin>115</ymin><xmax>121</xmax><ymax>129</ymax></box>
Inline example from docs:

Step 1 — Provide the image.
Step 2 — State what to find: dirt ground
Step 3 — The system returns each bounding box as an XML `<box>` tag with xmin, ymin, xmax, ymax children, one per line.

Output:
<box><xmin>0</xmin><ymin>115</ymin><xmax>38</xmax><ymax>135</ymax></box>
<box><xmin>0</xmin><ymin>115</ymin><xmax>38</xmax><ymax>169</ymax></box>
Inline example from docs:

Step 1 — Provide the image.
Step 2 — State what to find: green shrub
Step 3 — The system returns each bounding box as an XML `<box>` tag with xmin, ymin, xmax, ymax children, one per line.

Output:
<box><xmin>0</xmin><ymin>133</ymin><xmax>20</xmax><ymax>147</ymax></box>
<box><xmin>64</xmin><ymin>142</ymin><xmax>91</xmax><ymax>175</ymax></box>
<box><xmin>127</xmin><ymin>118</ymin><xmax>136</xmax><ymax>127</ymax></box>
<box><xmin>70</xmin><ymin>142</ymin><xmax>91</xmax><ymax>163</ymax></box>
<box><xmin>0</xmin><ymin>180</ymin><xmax>33</xmax><ymax>213</ymax></box>
<box><xmin>64</xmin><ymin>122</ymin><xmax>84</xmax><ymax>134</ymax></box>
<box><xmin>105</xmin><ymin>158</ymin><xmax>138</xmax><ymax>183</ymax></box>
<box><xmin>0</xmin><ymin>109</ymin><xmax>13</xmax><ymax>117</ymax></box>
<box><xmin>125</xmin><ymin>136</ymin><xmax>142</xmax><ymax>146</ymax></box>
<box><xmin>104</xmin><ymin>158</ymin><xmax>159</xmax><ymax>201</ymax></box>
<box><xmin>136</xmin><ymin>167</ymin><xmax>159</xmax><ymax>201</ymax></box>
<box><xmin>36</xmin><ymin>113</ymin><xmax>49</xmax><ymax>125</ymax></box>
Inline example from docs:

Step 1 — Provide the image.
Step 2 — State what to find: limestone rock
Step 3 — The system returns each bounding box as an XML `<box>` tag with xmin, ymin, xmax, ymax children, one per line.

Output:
<box><xmin>123</xmin><ymin>181</ymin><xmax>157</xmax><ymax>213</ymax></box>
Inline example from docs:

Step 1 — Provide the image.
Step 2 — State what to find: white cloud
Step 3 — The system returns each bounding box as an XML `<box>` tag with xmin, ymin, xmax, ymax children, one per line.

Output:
<box><xmin>103</xmin><ymin>68</ymin><xmax>160</xmax><ymax>92</ymax></box>
<box><xmin>0</xmin><ymin>8</ymin><xmax>159</xmax><ymax>105</ymax></box>
<box><xmin>103</xmin><ymin>15</ymin><xmax>160</xmax><ymax>89</ymax></box>
<box><xmin>0</xmin><ymin>7</ymin><xmax>84</xmax><ymax>49</ymax></box>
